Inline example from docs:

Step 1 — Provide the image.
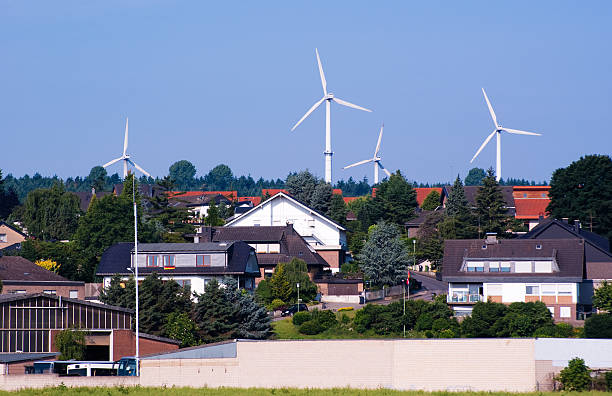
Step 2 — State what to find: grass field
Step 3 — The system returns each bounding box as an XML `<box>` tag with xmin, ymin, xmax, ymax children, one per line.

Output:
<box><xmin>1</xmin><ymin>388</ymin><xmax>611</xmax><ymax>396</ymax></box>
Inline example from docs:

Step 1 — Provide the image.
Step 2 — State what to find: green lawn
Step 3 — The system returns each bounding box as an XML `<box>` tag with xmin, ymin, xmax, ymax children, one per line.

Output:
<box><xmin>1</xmin><ymin>388</ymin><xmax>611</xmax><ymax>396</ymax></box>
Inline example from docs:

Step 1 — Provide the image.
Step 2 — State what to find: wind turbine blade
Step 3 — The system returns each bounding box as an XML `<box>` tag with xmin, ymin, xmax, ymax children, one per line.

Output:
<box><xmin>378</xmin><ymin>162</ymin><xmax>391</xmax><ymax>177</ymax></box>
<box><xmin>470</xmin><ymin>130</ymin><xmax>497</xmax><ymax>163</ymax></box>
<box><xmin>374</xmin><ymin>124</ymin><xmax>384</xmax><ymax>156</ymax></box>
<box><xmin>343</xmin><ymin>158</ymin><xmax>373</xmax><ymax>169</ymax></box>
<box><xmin>291</xmin><ymin>97</ymin><xmax>325</xmax><ymax>131</ymax></box>
<box><xmin>502</xmin><ymin>127</ymin><xmax>541</xmax><ymax>136</ymax></box>
<box><xmin>482</xmin><ymin>88</ymin><xmax>498</xmax><ymax>127</ymax></box>
<box><xmin>129</xmin><ymin>159</ymin><xmax>151</xmax><ymax>178</ymax></box>
<box><xmin>315</xmin><ymin>48</ymin><xmax>327</xmax><ymax>95</ymax></box>
<box><xmin>103</xmin><ymin>157</ymin><xmax>123</xmax><ymax>168</ymax></box>
<box><xmin>123</xmin><ymin>118</ymin><xmax>129</xmax><ymax>156</ymax></box>
<box><xmin>332</xmin><ymin>97</ymin><xmax>372</xmax><ymax>112</ymax></box>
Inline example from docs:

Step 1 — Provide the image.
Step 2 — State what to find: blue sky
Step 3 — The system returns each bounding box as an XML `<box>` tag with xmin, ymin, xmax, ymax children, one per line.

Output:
<box><xmin>1</xmin><ymin>1</ymin><xmax>610</xmax><ymax>184</ymax></box>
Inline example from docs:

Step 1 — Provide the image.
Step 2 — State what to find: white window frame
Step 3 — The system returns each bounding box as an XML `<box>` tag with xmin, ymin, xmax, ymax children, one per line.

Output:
<box><xmin>69</xmin><ymin>290</ymin><xmax>79</xmax><ymax>299</ymax></box>
<box><xmin>560</xmin><ymin>307</ymin><xmax>571</xmax><ymax>318</ymax></box>
<box><xmin>515</xmin><ymin>261</ymin><xmax>532</xmax><ymax>273</ymax></box>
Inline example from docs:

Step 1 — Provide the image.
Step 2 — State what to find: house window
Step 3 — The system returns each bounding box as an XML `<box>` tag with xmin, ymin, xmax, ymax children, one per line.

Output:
<box><xmin>43</xmin><ymin>290</ymin><xmax>57</xmax><ymax>295</ymax></box>
<box><xmin>558</xmin><ymin>284</ymin><xmax>572</xmax><ymax>296</ymax></box>
<box><xmin>541</xmin><ymin>285</ymin><xmax>556</xmax><ymax>295</ymax></box>
<box><xmin>176</xmin><ymin>279</ymin><xmax>191</xmax><ymax>289</ymax></box>
<box><xmin>268</xmin><ymin>243</ymin><xmax>280</xmax><ymax>253</ymax></box>
<box><xmin>147</xmin><ymin>255</ymin><xmax>159</xmax><ymax>267</ymax></box>
<box><xmin>196</xmin><ymin>255</ymin><xmax>211</xmax><ymax>267</ymax></box>
<box><xmin>534</xmin><ymin>261</ymin><xmax>552</xmax><ymax>273</ymax></box>
<box><xmin>466</xmin><ymin>262</ymin><xmax>484</xmax><ymax>272</ymax></box>
<box><xmin>548</xmin><ymin>307</ymin><xmax>555</xmax><ymax>316</ymax></box>
<box><xmin>69</xmin><ymin>290</ymin><xmax>78</xmax><ymax>299</ymax></box>
<box><xmin>256</xmin><ymin>244</ymin><xmax>268</xmax><ymax>253</ymax></box>
<box><xmin>163</xmin><ymin>255</ymin><xmax>175</xmax><ymax>268</ymax></box>
<box><xmin>489</xmin><ymin>262</ymin><xmax>500</xmax><ymax>272</ymax></box>
<box><xmin>560</xmin><ymin>307</ymin><xmax>571</xmax><ymax>318</ymax></box>
<box><xmin>515</xmin><ymin>261</ymin><xmax>532</xmax><ymax>273</ymax></box>
<box><xmin>541</xmin><ymin>193</ymin><xmax>546</xmax><ymax>198</ymax></box>
<box><xmin>0</xmin><ymin>233</ymin><xmax>6</xmax><ymax>242</ymax></box>
<box><xmin>523</xmin><ymin>193</ymin><xmax>527</xmax><ymax>198</ymax></box>
<box><xmin>500</xmin><ymin>262</ymin><xmax>511</xmax><ymax>272</ymax></box>
<box><xmin>9</xmin><ymin>290</ymin><xmax>26</xmax><ymax>294</ymax></box>
<box><xmin>525</xmin><ymin>285</ymin><xmax>539</xmax><ymax>295</ymax></box>
<box><xmin>308</xmin><ymin>219</ymin><xmax>315</xmax><ymax>227</ymax></box>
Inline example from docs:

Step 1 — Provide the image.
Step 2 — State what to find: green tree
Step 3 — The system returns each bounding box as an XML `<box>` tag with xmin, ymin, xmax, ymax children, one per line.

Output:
<box><xmin>310</xmin><ymin>182</ymin><xmax>333</xmax><ymax>214</ymax></box>
<box><xmin>205</xmin><ymin>164</ymin><xmax>234</xmax><ymax>191</ymax></box>
<box><xmin>445</xmin><ymin>176</ymin><xmax>477</xmax><ymax>239</ymax></box>
<box><xmin>286</xmin><ymin>170</ymin><xmax>319</xmax><ymax>204</ymax></box>
<box><xmin>7</xmin><ymin>239</ymin><xmax>81</xmax><ymax>280</ymax></box>
<box><xmin>492</xmin><ymin>301</ymin><xmax>553</xmax><ymax>337</ymax></box>
<box><xmin>194</xmin><ymin>279</ymin><xmax>238</xmax><ymax>343</ymax></box>
<box><xmin>358</xmin><ymin>221</ymin><xmax>410</xmax><ymax>287</ymax></box>
<box><xmin>376</xmin><ymin>171</ymin><xmax>418</xmax><ymax>226</ymax></box>
<box><xmin>0</xmin><ymin>169</ymin><xmax>20</xmax><ymax>220</ymax></box>
<box><xmin>420</xmin><ymin>190</ymin><xmax>441</xmax><ymax>211</ymax></box>
<box><xmin>55</xmin><ymin>328</ymin><xmax>86</xmax><ymax>360</ymax></box>
<box><xmin>465</xmin><ymin>167</ymin><xmax>486</xmax><ymax>186</ymax></box>
<box><xmin>86</xmin><ymin>166</ymin><xmax>108</xmax><ymax>192</ymax></box>
<box><xmin>164</xmin><ymin>312</ymin><xmax>200</xmax><ymax>348</ymax></box>
<box><xmin>559</xmin><ymin>357</ymin><xmax>591</xmax><ymax>391</ymax></box>
<box><xmin>327</xmin><ymin>193</ymin><xmax>348</xmax><ymax>227</ymax></box>
<box><xmin>149</xmin><ymin>176</ymin><xmax>195</xmax><ymax>242</ymax></box>
<box><xmin>547</xmin><ymin>155</ymin><xmax>612</xmax><ymax>243</ymax></box>
<box><xmin>474</xmin><ymin>168</ymin><xmax>510</xmax><ymax>236</ymax></box>
<box><xmin>460</xmin><ymin>301</ymin><xmax>508</xmax><ymax>338</ymax></box>
<box><xmin>593</xmin><ymin>281</ymin><xmax>612</xmax><ymax>313</ymax></box>
<box><xmin>22</xmin><ymin>183</ymin><xmax>82</xmax><ymax>240</ymax></box>
<box><xmin>169</xmin><ymin>160</ymin><xmax>197</xmax><ymax>190</ymax></box>
<box><xmin>269</xmin><ymin>264</ymin><xmax>292</xmax><ymax>303</ymax></box>
<box><xmin>204</xmin><ymin>199</ymin><xmax>225</xmax><ymax>226</ymax></box>
<box><xmin>279</xmin><ymin>258</ymin><xmax>318</xmax><ymax>303</ymax></box>
<box><xmin>415</xmin><ymin>211</ymin><xmax>444</xmax><ymax>265</ymax></box>
<box><xmin>584</xmin><ymin>314</ymin><xmax>612</xmax><ymax>338</ymax></box>
<box><xmin>224</xmin><ymin>278</ymin><xmax>271</xmax><ymax>339</ymax></box>
<box><xmin>99</xmin><ymin>275</ymin><xmax>136</xmax><ymax>309</ymax></box>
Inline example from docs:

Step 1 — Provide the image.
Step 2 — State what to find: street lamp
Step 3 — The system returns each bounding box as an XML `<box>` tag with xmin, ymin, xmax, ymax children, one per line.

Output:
<box><xmin>296</xmin><ymin>283</ymin><xmax>300</xmax><ymax>312</ymax></box>
<box><xmin>132</xmin><ymin>177</ymin><xmax>140</xmax><ymax>376</ymax></box>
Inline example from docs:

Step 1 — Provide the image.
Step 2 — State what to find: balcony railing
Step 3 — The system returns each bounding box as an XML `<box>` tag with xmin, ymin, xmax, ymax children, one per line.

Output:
<box><xmin>448</xmin><ymin>293</ymin><xmax>483</xmax><ymax>303</ymax></box>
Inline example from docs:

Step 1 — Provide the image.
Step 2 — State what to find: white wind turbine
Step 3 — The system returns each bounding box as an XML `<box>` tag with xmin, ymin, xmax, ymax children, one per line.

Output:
<box><xmin>291</xmin><ymin>48</ymin><xmax>372</xmax><ymax>183</ymax></box>
<box><xmin>470</xmin><ymin>89</ymin><xmax>541</xmax><ymax>181</ymax></box>
<box><xmin>343</xmin><ymin>124</ymin><xmax>391</xmax><ymax>184</ymax></box>
<box><xmin>102</xmin><ymin>118</ymin><xmax>151</xmax><ymax>178</ymax></box>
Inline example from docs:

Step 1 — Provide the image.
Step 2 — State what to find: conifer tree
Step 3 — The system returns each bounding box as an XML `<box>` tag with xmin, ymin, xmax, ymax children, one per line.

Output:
<box><xmin>446</xmin><ymin>176</ymin><xmax>471</xmax><ymax>218</ymax></box>
<box><xmin>474</xmin><ymin>168</ymin><xmax>509</xmax><ymax>236</ymax></box>
<box><xmin>358</xmin><ymin>220</ymin><xmax>410</xmax><ymax>286</ymax></box>
<box><xmin>269</xmin><ymin>264</ymin><xmax>292</xmax><ymax>303</ymax></box>
<box><xmin>327</xmin><ymin>193</ymin><xmax>348</xmax><ymax>226</ymax></box>
<box><xmin>204</xmin><ymin>199</ymin><xmax>224</xmax><ymax>226</ymax></box>
<box><xmin>310</xmin><ymin>182</ymin><xmax>333</xmax><ymax>214</ymax></box>
<box><xmin>194</xmin><ymin>279</ymin><xmax>238</xmax><ymax>343</ymax></box>
<box><xmin>224</xmin><ymin>279</ymin><xmax>271</xmax><ymax>339</ymax></box>
<box><xmin>420</xmin><ymin>190</ymin><xmax>441</xmax><ymax>211</ymax></box>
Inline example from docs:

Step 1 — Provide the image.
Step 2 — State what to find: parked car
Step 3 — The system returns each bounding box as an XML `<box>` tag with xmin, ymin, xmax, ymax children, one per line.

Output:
<box><xmin>281</xmin><ymin>303</ymin><xmax>308</xmax><ymax>317</ymax></box>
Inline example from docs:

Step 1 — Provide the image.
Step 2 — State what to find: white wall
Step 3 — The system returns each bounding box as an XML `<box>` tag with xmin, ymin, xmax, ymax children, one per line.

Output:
<box><xmin>228</xmin><ymin>195</ymin><xmax>346</xmax><ymax>247</ymax></box>
<box><xmin>482</xmin><ymin>282</ymin><xmax>578</xmax><ymax>303</ymax></box>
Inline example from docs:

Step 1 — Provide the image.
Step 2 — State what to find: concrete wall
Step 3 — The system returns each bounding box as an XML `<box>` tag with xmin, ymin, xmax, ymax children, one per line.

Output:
<box><xmin>139</xmin><ymin>339</ymin><xmax>537</xmax><ymax>391</ymax></box>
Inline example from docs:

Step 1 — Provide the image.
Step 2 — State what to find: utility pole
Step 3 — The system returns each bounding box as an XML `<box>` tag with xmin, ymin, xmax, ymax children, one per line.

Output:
<box><xmin>132</xmin><ymin>176</ymin><xmax>140</xmax><ymax>376</ymax></box>
<box><xmin>297</xmin><ymin>282</ymin><xmax>300</xmax><ymax>312</ymax></box>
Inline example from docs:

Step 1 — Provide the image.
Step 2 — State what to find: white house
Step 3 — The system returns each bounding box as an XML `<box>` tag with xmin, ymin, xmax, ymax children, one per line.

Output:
<box><xmin>223</xmin><ymin>192</ymin><xmax>347</xmax><ymax>272</ymax></box>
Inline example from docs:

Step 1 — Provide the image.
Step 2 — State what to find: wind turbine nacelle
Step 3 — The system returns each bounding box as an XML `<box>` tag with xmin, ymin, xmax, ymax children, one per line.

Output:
<box><xmin>326</xmin><ymin>93</ymin><xmax>335</xmax><ymax>100</ymax></box>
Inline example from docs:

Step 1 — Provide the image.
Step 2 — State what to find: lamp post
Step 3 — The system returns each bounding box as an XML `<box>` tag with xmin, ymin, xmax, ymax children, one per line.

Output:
<box><xmin>132</xmin><ymin>176</ymin><xmax>140</xmax><ymax>376</ymax></box>
<box><xmin>412</xmin><ymin>239</ymin><xmax>416</xmax><ymax>269</ymax></box>
<box><xmin>297</xmin><ymin>283</ymin><xmax>300</xmax><ymax>312</ymax></box>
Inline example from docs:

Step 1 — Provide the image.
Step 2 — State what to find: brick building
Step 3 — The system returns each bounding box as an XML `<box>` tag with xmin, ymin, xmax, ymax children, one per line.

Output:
<box><xmin>0</xmin><ymin>256</ymin><xmax>85</xmax><ymax>299</ymax></box>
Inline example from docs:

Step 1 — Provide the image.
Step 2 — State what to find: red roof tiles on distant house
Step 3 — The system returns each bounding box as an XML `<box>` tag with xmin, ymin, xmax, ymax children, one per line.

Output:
<box><xmin>239</xmin><ymin>196</ymin><xmax>262</xmax><ymax>206</ymax></box>
<box><xmin>514</xmin><ymin>199</ymin><xmax>550</xmax><ymax>219</ymax></box>
<box><xmin>333</xmin><ymin>189</ymin><xmax>343</xmax><ymax>195</ymax></box>
<box><xmin>415</xmin><ymin>187</ymin><xmax>443</xmax><ymax>207</ymax></box>
<box><xmin>343</xmin><ymin>196</ymin><xmax>363</xmax><ymax>204</ymax></box>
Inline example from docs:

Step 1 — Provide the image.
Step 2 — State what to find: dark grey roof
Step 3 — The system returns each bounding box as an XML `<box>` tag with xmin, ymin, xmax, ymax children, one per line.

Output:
<box><xmin>96</xmin><ymin>241</ymin><xmax>259</xmax><ymax>277</ymax></box>
<box><xmin>405</xmin><ymin>209</ymin><xmax>433</xmax><ymax>227</ymax></box>
<box><xmin>442</xmin><ymin>238</ymin><xmax>585</xmax><ymax>282</ymax></box>
<box><xmin>132</xmin><ymin>242</ymin><xmax>234</xmax><ymax>253</ymax></box>
<box><xmin>168</xmin><ymin>193</ymin><xmax>231</xmax><ymax>208</ymax></box>
<box><xmin>0</xmin><ymin>256</ymin><xmax>81</xmax><ymax>283</ymax></box>
<box><xmin>0</xmin><ymin>352</ymin><xmax>59</xmax><ymax>363</ymax></box>
<box><xmin>72</xmin><ymin>191</ymin><xmax>111</xmax><ymax>212</ymax></box>
<box><xmin>521</xmin><ymin>218</ymin><xmax>611</xmax><ymax>255</ymax></box>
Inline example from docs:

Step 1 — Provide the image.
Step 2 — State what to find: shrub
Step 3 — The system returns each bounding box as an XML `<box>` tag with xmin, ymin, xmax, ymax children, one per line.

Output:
<box><xmin>415</xmin><ymin>312</ymin><xmax>434</xmax><ymax>331</ymax></box>
<box><xmin>605</xmin><ymin>371</ymin><xmax>612</xmax><ymax>391</ymax></box>
<box><xmin>299</xmin><ymin>320</ymin><xmax>324</xmax><ymax>335</ymax></box>
<box><xmin>269</xmin><ymin>299</ymin><xmax>286</xmax><ymax>311</ymax></box>
<box><xmin>559</xmin><ymin>357</ymin><xmax>591</xmax><ymax>391</ymax></box>
<box><xmin>340</xmin><ymin>313</ymin><xmax>351</xmax><ymax>326</ymax></box>
<box><xmin>534</xmin><ymin>322</ymin><xmax>574</xmax><ymax>338</ymax></box>
<box><xmin>337</xmin><ymin>307</ymin><xmax>354</xmax><ymax>312</ymax></box>
<box><xmin>585</xmin><ymin>314</ymin><xmax>612</xmax><ymax>338</ymax></box>
<box><xmin>292</xmin><ymin>311</ymin><xmax>311</xmax><ymax>326</ymax></box>
<box><xmin>55</xmin><ymin>328</ymin><xmax>86</xmax><ymax>360</ymax></box>
<box><xmin>311</xmin><ymin>309</ymin><xmax>338</xmax><ymax>330</ymax></box>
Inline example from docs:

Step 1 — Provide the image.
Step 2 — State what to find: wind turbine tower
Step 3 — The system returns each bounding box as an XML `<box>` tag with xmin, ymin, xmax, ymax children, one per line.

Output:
<box><xmin>470</xmin><ymin>89</ymin><xmax>541</xmax><ymax>181</ymax></box>
<box><xmin>102</xmin><ymin>118</ymin><xmax>152</xmax><ymax>179</ymax></box>
<box><xmin>343</xmin><ymin>124</ymin><xmax>391</xmax><ymax>184</ymax></box>
<box><xmin>291</xmin><ymin>49</ymin><xmax>372</xmax><ymax>183</ymax></box>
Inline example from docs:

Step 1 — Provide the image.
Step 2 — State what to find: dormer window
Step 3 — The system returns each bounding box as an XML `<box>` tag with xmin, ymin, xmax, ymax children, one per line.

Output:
<box><xmin>481</xmin><ymin>245</ymin><xmax>487</xmax><ymax>249</ymax></box>
<box><xmin>196</xmin><ymin>255</ymin><xmax>211</xmax><ymax>267</ymax></box>
<box><xmin>147</xmin><ymin>255</ymin><xmax>159</xmax><ymax>267</ymax></box>
<box><xmin>536</xmin><ymin>244</ymin><xmax>542</xmax><ymax>250</ymax></box>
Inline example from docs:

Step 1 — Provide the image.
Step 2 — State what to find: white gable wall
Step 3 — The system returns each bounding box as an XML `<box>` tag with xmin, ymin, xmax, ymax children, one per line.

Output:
<box><xmin>228</xmin><ymin>195</ymin><xmax>346</xmax><ymax>248</ymax></box>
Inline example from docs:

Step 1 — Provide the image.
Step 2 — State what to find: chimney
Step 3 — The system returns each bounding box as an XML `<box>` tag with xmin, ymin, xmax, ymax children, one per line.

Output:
<box><xmin>562</xmin><ymin>218</ymin><xmax>569</xmax><ymax>223</ymax></box>
<box><xmin>91</xmin><ymin>187</ymin><xmax>96</xmax><ymax>195</ymax></box>
<box><xmin>485</xmin><ymin>232</ymin><xmax>498</xmax><ymax>244</ymax></box>
<box><xmin>200</xmin><ymin>226</ymin><xmax>214</xmax><ymax>242</ymax></box>
<box><xmin>574</xmin><ymin>220</ymin><xmax>581</xmax><ymax>231</ymax></box>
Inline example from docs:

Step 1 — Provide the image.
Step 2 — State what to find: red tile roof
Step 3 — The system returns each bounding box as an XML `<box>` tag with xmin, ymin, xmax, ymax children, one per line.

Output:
<box><xmin>343</xmin><ymin>196</ymin><xmax>362</xmax><ymax>204</ymax></box>
<box><xmin>262</xmin><ymin>189</ymin><xmax>289</xmax><ymax>196</ymax></box>
<box><xmin>512</xmin><ymin>186</ymin><xmax>550</xmax><ymax>199</ymax></box>
<box><xmin>332</xmin><ymin>189</ymin><xmax>343</xmax><ymax>195</ymax></box>
<box><xmin>415</xmin><ymin>188</ymin><xmax>442</xmax><ymax>207</ymax></box>
<box><xmin>514</xmin><ymin>199</ymin><xmax>550</xmax><ymax>219</ymax></box>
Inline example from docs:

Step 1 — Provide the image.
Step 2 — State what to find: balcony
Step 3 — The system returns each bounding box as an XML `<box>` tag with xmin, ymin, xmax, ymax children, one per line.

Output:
<box><xmin>448</xmin><ymin>292</ymin><xmax>483</xmax><ymax>304</ymax></box>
